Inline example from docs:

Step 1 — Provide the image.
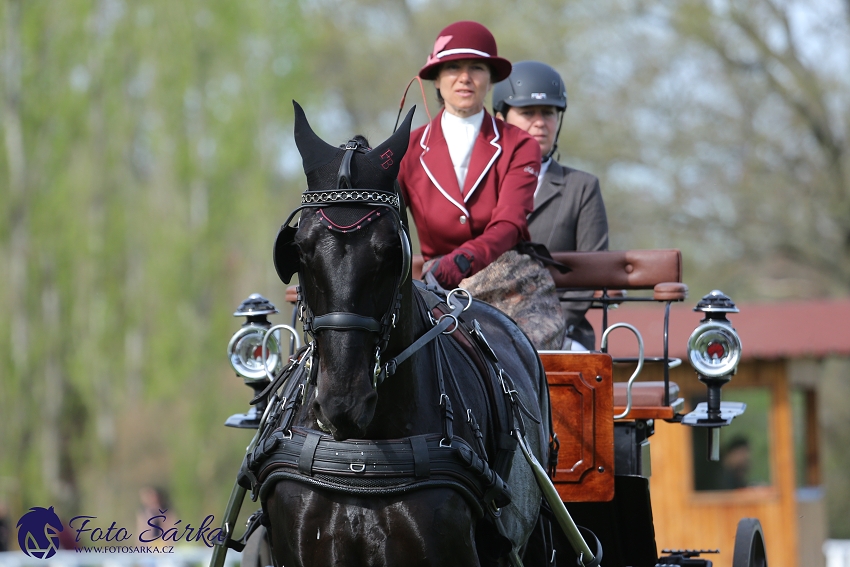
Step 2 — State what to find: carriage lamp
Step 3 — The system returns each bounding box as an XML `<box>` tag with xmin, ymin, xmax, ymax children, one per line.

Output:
<box><xmin>682</xmin><ymin>290</ymin><xmax>746</xmax><ymax>461</ymax></box>
<box><xmin>225</xmin><ymin>293</ymin><xmax>282</xmax><ymax>429</ymax></box>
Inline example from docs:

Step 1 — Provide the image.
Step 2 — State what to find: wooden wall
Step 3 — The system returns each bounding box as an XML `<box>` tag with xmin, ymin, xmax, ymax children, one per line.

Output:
<box><xmin>615</xmin><ymin>360</ymin><xmax>798</xmax><ymax>567</ymax></box>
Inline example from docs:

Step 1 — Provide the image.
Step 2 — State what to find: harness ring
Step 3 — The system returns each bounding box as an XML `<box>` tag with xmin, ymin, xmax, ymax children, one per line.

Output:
<box><xmin>438</xmin><ymin>314</ymin><xmax>460</xmax><ymax>334</ymax></box>
<box><xmin>447</xmin><ymin>288</ymin><xmax>473</xmax><ymax>312</ymax></box>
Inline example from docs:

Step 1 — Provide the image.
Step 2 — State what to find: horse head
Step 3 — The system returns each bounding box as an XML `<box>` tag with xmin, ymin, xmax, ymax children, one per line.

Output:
<box><xmin>17</xmin><ymin>506</ymin><xmax>63</xmax><ymax>557</ymax></box>
<box><xmin>274</xmin><ymin>102</ymin><xmax>415</xmax><ymax>440</ymax></box>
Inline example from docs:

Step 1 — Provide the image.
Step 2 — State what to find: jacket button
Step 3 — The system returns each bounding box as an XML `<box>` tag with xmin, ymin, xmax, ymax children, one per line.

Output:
<box><xmin>459</xmin><ymin>215</ymin><xmax>467</xmax><ymax>224</ymax></box>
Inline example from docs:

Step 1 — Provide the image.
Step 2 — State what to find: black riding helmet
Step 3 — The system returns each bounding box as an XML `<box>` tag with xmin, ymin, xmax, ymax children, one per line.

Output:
<box><xmin>492</xmin><ymin>60</ymin><xmax>567</xmax><ymax>116</ymax></box>
<box><xmin>492</xmin><ymin>61</ymin><xmax>567</xmax><ymax>161</ymax></box>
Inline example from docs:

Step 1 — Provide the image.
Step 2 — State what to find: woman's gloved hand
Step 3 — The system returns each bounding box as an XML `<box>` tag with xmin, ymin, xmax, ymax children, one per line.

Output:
<box><xmin>427</xmin><ymin>248</ymin><xmax>474</xmax><ymax>289</ymax></box>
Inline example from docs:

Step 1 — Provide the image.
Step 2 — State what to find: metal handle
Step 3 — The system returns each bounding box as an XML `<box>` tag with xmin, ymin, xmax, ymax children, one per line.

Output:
<box><xmin>263</xmin><ymin>324</ymin><xmax>301</xmax><ymax>381</ymax></box>
<box><xmin>601</xmin><ymin>323</ymin><xmax>645</xmax><ymax>419</ymax></box>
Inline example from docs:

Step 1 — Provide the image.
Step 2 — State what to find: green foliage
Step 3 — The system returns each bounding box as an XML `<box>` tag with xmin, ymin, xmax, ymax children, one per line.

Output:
<box><xmin>0</xmin><ymin>0</ymin><xmax>315</xmax><ymax>525</ymax></box>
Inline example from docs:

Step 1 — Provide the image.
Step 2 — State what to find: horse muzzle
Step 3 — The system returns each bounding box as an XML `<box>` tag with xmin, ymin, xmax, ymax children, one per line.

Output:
<box><xmin>312</xmin><ymin>373</ymin><xmax>378</xmax><ymax>441</ymax></box>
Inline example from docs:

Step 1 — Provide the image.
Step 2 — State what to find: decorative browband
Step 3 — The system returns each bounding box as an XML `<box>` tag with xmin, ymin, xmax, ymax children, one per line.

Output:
<box><xmin>301</xmin><ymin>189</ymin><xmax>400</xmax><ymax>210</ymax></box>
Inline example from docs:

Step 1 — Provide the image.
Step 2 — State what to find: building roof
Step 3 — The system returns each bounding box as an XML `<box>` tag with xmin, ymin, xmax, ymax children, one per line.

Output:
<box><xmin>585</xmin><ymin>297</ymin><xmax>850</xmax><ymax>361</ymax></box>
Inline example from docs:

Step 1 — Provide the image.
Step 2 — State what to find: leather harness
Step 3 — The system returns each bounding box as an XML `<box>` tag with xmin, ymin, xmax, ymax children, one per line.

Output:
<box><xmin>237</xmin><ymin>284</ymin><xmax>534</xmax><ymax>520</ymax></box>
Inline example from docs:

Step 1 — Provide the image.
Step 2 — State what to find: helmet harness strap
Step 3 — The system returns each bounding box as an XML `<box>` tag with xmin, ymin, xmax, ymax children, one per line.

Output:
<box><xmin>545</xmin><ymin>110</ymin><xmax>565</xmax><ymax>163</ymax></box>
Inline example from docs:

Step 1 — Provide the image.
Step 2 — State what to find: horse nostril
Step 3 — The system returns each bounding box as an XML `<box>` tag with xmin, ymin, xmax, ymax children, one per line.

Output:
<box><xmin>312</xmin><ymin>399</ymin><xmax>327</xmax><ymax>426</ymax></box>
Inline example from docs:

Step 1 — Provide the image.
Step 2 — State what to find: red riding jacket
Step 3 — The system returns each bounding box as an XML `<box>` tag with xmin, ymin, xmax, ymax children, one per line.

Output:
<box><xmin>398</xmin><ymin>109</ymin><xmax>541</xmax><ymax>275</ymax></box>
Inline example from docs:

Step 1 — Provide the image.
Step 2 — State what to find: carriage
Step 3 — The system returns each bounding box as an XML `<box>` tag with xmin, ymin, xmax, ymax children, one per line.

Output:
<box><xmin>209</xmin><ymin>105</ymin><xmax>768</xmax><ymax>567</ymax></box>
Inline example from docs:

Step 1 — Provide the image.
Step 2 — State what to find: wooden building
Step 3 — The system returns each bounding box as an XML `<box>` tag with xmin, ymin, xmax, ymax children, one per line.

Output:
<box><xmin>587</xmin><ymin>298</ymin><xmax>850</xmax><ymax>567</ymax></box>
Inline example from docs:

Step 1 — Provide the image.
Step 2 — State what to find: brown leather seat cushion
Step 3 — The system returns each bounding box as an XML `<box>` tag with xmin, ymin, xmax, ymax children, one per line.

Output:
<box><xmin>549</xmin><ymin>250</ymin><xmax>682</xmax><ymax>290</ymax></box>
<box><xmin>613</xmin><ymin>381</ymin><xmax>680</xmax><ymax>408</ymax></box>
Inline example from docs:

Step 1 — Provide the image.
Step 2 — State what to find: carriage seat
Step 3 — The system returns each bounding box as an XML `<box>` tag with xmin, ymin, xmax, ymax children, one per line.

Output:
<box><xmin>411</xmin><ymin>250</ymin><xmax>688</xmax><ymax>301</ymax></box>
<box><xmin>285</xmin><ymin>285</ymin><xmax>298</xmax><ymax>304</ymax></box>
<box><xmin>548</xmin><ymin>250</ymin><xmax>687</xmax><ymax>301</ymax></box>
<box><xmin>613</xmin><ymin>381</ymin><xmax>684</xmax><ymax>420</ymax></box>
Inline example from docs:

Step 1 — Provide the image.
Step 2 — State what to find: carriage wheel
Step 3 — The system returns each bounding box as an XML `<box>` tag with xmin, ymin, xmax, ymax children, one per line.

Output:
<box><xmin>732</xmin><ymin>518</ymin><xmax>768</xmax><ymax>567</ymax></box>
<box><xmin>241</xmin><ymin>525</ymin><xmax>273</xmax><ymax>567</ymax></box>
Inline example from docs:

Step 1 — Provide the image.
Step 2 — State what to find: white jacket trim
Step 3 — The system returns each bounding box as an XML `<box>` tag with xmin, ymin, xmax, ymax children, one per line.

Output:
<box><xmin>418</xmin><ymin>123</ymin><xmax>470</xmax><ymax>217</ymax></box>
<box><xmin>463</xmin><ymin>114</ymin><xmax>501</xmax><ymax>204</ymax></box>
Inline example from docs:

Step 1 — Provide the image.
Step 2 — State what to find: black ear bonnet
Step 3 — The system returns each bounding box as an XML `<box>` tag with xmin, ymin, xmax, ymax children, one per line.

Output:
<box><xmin>273</xmin><ymin>101</ymin><xmax>415</xmax><ymax>284</ymax></box>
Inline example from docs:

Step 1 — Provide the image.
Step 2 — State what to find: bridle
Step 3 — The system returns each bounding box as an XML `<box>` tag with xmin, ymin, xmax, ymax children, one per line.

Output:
<box><xmin>274</xmin><ymin>139</ymin><xmax>413</xmax><ymax>387</ymax></box>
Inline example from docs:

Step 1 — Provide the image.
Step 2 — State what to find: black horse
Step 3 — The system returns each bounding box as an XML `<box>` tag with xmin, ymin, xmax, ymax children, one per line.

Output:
<box><xmin>247</xmin><ymin>102</ymin><xmax>550</xmax><ymax>567</ymax></box>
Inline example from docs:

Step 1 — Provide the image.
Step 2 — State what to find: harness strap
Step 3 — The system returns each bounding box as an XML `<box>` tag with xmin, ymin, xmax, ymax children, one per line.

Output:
<box><xmin>336</xmin><ymin>139</ymin><xmax>369</xmax><ymax>189</ymax></box>
<box><xmin>379</xmin><ymin>288</ymin><xmax>463</xmax><ymax>382</ymax></box>
<box><xmin>409</xmin><ymin>284</ymin><xmax>527</xmax><ymax>492</ymax></box>
<box><xmin>467</xmin><ymin>411</ymin><xmax>487</xmax><ymax>462</ymax></box>
<box><xmin>298</xmin><ymin>431</ymin><xmax>321</xmax><ymax>475</ymax></box>
<box><xmin>252</xmin><ymin>427</ymin><xmax>512</xmax><ymax>514</ymax></box>
<box><xmin>238</xmin><ymin>342</ymin><xmax>319</xmax><ymax>499</ymax></box>
<box><xmin>311</xmin><ymin>312</ymin><xmax>382</xmax><ymax>333</ymax></box>
<box><xmin>411</xmin><ymin>435</ymin><xmax>430</xmax><ymax>478</ymax></box>
<box><xmin>435</xmin><ymin>338</ymin><xmax>454</xmax><ymax>446</ymax></box>
<box><xmin>432</xmin><ymin>300</ymin><xmax>520</xmax><ymax>485</ymax></box>
<box><xmin>240</xmin><ymin>283</ymin><xmax>536</xmax><ymax>560</ymax></box>
<box><xmin>437</xmin><ymin>334</ymin><xmax>489</xmax><ymax>460</ymax></box>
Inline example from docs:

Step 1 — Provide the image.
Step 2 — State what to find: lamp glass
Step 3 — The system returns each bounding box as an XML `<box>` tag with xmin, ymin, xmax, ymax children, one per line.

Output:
<box><xmin>687</xmin><ymin>321</ymin><xmax>742</xmax><ymax>378</ymax></box>
<box><xmin>228</xmin><ymin>326</ymin><xmax>280</xmax><ymax>380</ymax></box>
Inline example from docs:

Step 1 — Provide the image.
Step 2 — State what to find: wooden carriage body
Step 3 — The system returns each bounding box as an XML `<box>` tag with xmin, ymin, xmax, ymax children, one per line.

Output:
<box><xmin>418</xmin><ymin>249</ymin><xmax>799</xmax><ymax>567</ymax></box>
<box><xmin>530</xmin><ymin>249</ymin><xmax>804</xmax><ymax>567</ymax></box>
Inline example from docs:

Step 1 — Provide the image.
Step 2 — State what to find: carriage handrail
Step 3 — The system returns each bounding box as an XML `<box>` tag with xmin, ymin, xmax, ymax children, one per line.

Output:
<box><xmin>602</xmin><ymin>323</ymin><xmax>645</xmax><ymax>419</ymax></box>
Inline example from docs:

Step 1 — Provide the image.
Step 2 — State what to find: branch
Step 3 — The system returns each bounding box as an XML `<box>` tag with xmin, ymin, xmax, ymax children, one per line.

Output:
<box><xmin>730</xmin><ymin>9</ymin><xmax>843</xmax><ymax>163</ymax></box>
<box><xmin>697</xmin><ymin>12</ymin><xmax>846</xmax><ymax>205</ymax></box>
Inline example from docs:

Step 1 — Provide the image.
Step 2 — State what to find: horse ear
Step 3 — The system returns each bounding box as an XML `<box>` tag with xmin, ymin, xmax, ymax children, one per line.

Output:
<box><xmin>365</xmin><ymin>106</ymin><xmax>415</xmax><ymax>179</ymax></box>
<box><xmin>293</xmin><ymin>100</ymin><xmax>340</xmax><ymax>174</ymax></box>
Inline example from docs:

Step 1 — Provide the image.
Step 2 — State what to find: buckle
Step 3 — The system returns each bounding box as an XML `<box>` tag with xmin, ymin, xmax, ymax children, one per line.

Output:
<box><xmin>345</xmin><ymin>140</ymin><xmax>359</xmax><ymax>150</ymax></box>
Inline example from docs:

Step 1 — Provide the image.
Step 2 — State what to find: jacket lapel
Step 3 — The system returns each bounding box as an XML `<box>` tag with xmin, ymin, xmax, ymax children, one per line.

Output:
<box><xmin>419</xmin><ymin>110</ymin><xmax>468</xmax><ymax>215</ymax></box>
<box><xmin>463</xmin><ymin>112</ymin><xmax>501</xmax><ymax>202</ymax></box>
<box><xmin>531</xmin><ymin>160</ymin><xmax>565</xmax><ymax>215</ymax></box>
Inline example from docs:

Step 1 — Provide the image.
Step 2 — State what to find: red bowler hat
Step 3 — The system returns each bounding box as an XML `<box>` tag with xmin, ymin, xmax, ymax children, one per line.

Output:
<box><xmin>418</xmin><ymin>21</ymin><xmax>512</xmax><ymax>82</ymax></box>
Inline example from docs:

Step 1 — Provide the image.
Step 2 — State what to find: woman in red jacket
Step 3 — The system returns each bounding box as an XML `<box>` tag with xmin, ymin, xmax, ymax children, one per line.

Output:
<box><xmin>398</xmin><ymin>20</ymin><xmax>542</xmax><ymax>290</ymax></box>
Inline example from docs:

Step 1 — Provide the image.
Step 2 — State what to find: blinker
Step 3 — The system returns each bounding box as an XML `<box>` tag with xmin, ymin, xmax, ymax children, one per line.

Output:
<box><xmin>273</xmin><ymin>223</ymin><xmax>300</xmax><ymax>285</ymax></box>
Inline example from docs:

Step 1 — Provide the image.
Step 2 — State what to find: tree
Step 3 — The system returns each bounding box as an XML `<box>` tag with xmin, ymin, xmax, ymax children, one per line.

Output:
<box><xmin>0</xmin><ymin>0</ymin><xmax>319</xmax><ymax>524</ymax></box>
<box><xmin>575</xmin><ymin>0</ymin><xmax>850</xmax><ymax>301</ymax></box>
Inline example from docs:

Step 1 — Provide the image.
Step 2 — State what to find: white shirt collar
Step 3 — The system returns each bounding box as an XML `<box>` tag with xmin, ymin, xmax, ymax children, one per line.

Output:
<box><xmin>441</xmin><ymin>109</ymin><xmax>485</xmax><ymax>192</ymax></box>
<box><xmin>442</xmin><ymin>108</ymin><xmax>485</xmax><ymax>130</ymax></box>
<box><xmin>534</xmin><ymin>157</ymin><xmax>552</xmax><ymax>199</ymax></box>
